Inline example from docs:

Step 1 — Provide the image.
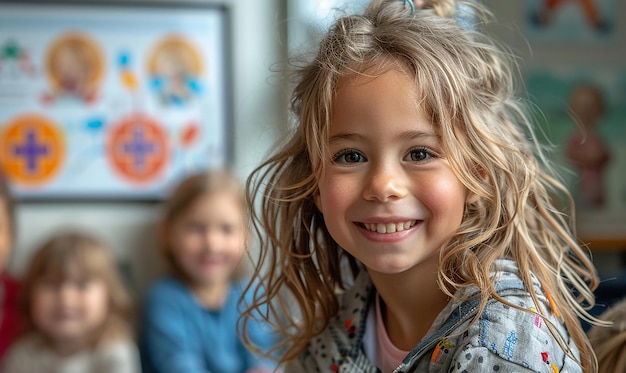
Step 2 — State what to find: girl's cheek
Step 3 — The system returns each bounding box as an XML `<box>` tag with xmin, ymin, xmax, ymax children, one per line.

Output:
<box><xmin>86</xmin><ymin>282</ymin><xmax>110</xmax><ymax>323</ymax></box>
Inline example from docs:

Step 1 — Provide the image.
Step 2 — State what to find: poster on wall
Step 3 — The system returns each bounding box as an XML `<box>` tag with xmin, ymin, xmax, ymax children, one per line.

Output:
<box><xmin>0</xmin><ymin>1</ymin><xmax>230</xmax><ymax>200</ymax></box>
<box><xmin>524</xmin><ymin>0</ymin><xmax>617</xmax><ymax>42</ymax></box>
<box><xmin>525</xmin><ymin>67</ymin><xmax>626</xmax><ymax>211</ymax></box>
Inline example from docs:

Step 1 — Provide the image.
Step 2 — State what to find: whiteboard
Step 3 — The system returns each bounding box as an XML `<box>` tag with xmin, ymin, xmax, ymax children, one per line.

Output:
<box><xmin>0</xmin><ymin>1</ymin><xmax>231</xmax><ymax>200</ymax></box>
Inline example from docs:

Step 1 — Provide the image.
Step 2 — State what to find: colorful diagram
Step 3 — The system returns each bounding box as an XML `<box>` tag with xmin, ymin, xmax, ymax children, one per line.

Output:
<box><xmin>44</xmin><ymin>32</ymin><xmax>104</xmax><ymax>103</ymax></box>
<box><xmin>107</xmin><ymin>115</ymin><xmax>168</xmax><ymax>184</ymax></box>
<box><xmin>147</xmin><ymin>35</ymin><xmax>203</xmax><ymax>106</ymax></box>
<box><xmin>0</xmin><ymin>114</ymin><xmax>65</xmax><ymax>186</ymax></box>
<box><xmin>0</xmin><ymin>3</ymin><xmax>228</xmax><ymax>199</ymax></box>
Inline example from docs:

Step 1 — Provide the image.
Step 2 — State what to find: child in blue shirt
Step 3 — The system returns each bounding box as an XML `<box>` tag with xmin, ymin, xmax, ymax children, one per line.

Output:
<box><xmin>140</xmin><ymin>170</ymin><xmax>279</xmax><ymax>373</ymax></box>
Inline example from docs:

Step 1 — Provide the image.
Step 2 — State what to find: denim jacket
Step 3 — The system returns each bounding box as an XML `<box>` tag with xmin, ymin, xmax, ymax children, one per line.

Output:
<box><xmin>285</xmin><ymin>259</ymin><xmax>581</xmax><ymax>373</ymax></box>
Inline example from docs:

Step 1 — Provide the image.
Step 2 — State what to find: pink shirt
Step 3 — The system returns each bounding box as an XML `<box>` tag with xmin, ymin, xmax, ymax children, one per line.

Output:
<box><xmin>375</xmin><ymin>295</ymin><xmax>409</xmax><ymax>373</ymax></box>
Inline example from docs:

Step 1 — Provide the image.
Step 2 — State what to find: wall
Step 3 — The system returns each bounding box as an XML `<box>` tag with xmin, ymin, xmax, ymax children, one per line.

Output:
<box><xmin>9</xmin><ymin>0</ymin><xmax>288</xmax><ymax>298</ymax></box>
<box><xmin>483</xmin><ymin>0</ymin><xmax>626</xmax><ymax>272</ymax></box>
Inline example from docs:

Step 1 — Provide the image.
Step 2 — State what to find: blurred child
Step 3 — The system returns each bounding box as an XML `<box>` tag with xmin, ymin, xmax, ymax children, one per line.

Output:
<box><xmin>565</xmin><ymin>84</ymin><xmax>611</xmax><ymax>209</ymax></box>
<box><xmin>1</xmin><ymin>231</ymin><xmax>140</xmax><ymax>373</ymax></box>
<box><xmin>140</xmin><ymin>170</ymin><xmax>278</xmax><ymax>373</ymax></box>
<box><xmin>0</xmin><ymin>171</ymin><xmax>19</xmax><ymax>359</ymax></box>
<box><xmin>243</xmin><ymin>0</ymin><xmax>601</xmax><ymax>371</ymax></box>
<box><xmin>587</xmin><ymin>299</ymin><xmax>626</xmax><ymax>373</ymax></box>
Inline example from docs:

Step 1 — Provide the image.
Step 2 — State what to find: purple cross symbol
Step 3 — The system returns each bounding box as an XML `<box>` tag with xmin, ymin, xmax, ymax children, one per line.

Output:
<box><xmin>123</xmin><ymin>127</ymin><xmax>156</xmax><ymax>169</ymax></box>
<box><xmin>13</xmin><ymin>130</ymin><xmax>48</xmax><ymax>172</ymax></box>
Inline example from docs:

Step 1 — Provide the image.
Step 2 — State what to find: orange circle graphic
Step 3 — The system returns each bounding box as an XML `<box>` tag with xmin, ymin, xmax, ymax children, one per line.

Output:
<box><xmin>107</xmin><ymin>115</ymin><xmax>168</xmax><ymax>184</ymax></box>
<box><xmin>46</xmin><ymin>32</ymin><xmax>104</xmax><ymax>96</ymax></box>
<box><xmin>0</xmin><ymin>115</ymin><xmax>65</xmax><ymax>186</ymax></box>
<box><xmin>147</xmin><ymin>35</ymin><xmax>203</xmax><ymax>77</ymax></box>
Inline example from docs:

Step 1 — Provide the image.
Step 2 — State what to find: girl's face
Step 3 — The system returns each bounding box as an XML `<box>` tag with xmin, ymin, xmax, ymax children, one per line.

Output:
<box><xmin>168</xmin><ymin>192</ymin><xmax>246</xmax><ymax>287</ymax></box>
<box><xmin>32</xmin><ymin>272</ymin><xmax>109</xmax><ymax>347</ymax></box>
<box><xmin>315</xmin><ymin>68</ymin><xmax>474</xmax><ymax>276</ymax></box>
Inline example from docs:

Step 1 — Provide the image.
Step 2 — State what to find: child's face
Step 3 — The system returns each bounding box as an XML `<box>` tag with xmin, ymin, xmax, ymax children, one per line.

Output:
<box><xmin>315</xmin><ymin>68</ymin><xmax>473</xmax><ymax>275</ymax></box>
<box><xmin>156</xmin><ymin>49</ymin><xmax>189</xmax><ymax>79</ymax></box>
<box><xmin>31</xmin><ymin>273</ymin><xmax>108</xmax><ymax>346</ymax></box>
<box><xmin>168</xmin><ymin>192</ymin><xmax>246</xmax><ymax>287</ymax></box>
<box><xmin>0</xmin><ymin>200</ymin><xmax>11</xmax><ymax>271</ymax></box>
<box><xmin>54</xmin><ymin>46</ymin><xmax>90</xmax><ymax>83</ymax></box>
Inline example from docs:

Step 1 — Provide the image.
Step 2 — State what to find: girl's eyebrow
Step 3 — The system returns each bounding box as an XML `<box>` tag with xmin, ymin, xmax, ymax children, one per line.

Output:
<box><xmin>329</xmin><ymin>130</ymin><xmax>439</xmax><ymax>144</ymax></box>
<box><xmin>328</xmin><ymin>133</ymin><xmax>362</xmax><ymax>144</ymax></box>
<box><xmin>399</xmin><ymin>130</ymin><xmax>439</xmax><ymax>141</ymax></box>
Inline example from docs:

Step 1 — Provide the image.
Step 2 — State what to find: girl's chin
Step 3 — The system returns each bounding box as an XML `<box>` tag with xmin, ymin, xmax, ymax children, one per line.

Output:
<box><xmin>193</xmin><ymin>272</ymin><xmax>230</xmax><ymax>286</ymax></box>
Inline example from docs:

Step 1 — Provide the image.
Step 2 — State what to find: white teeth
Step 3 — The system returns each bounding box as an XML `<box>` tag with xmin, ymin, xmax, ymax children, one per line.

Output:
<box><xmin>363</xmin><ymin>221</ymin><xmax>416</xmax><ymax>233</ymax></box>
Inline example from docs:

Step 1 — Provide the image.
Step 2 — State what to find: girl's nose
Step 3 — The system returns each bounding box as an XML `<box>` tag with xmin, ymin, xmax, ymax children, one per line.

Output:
<box><xmin>58</xmin><ymin>284</ymin><xmax>76</xmax><ymax>304</ymax></box>
<box><xmin>204</xmin><ymin>230</ymin><xmax>221</xmax><ymax>250</ymax></box>
<box><xmin>362</xmin><ymin>164</ymin><xmax>408</xmax><ymax>202</ymax></box>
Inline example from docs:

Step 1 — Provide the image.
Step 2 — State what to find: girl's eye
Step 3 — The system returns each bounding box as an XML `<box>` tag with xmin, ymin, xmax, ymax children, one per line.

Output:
<box><xmin>40</xmin><ymin>280</ymin><xmax>59</xmax><ymax>290</ymax></box>
<box><xmin>221</xmin><ymin>224</ymin><xmax>235</xmax><ymax>235</ymax></box>
<box><xmin>186</xmin><ymin>221</ymin><xmax>204</xmax><ymax>232</ymax></box>
<box><xmin>74</xmin><ymin>279</ymin><xmax>91</xmax><ymax>290</ymax></box>
<box><xmin>333</xmin><ymin>150</ymin><xmax>366</xmax><ymax>164</ymax></box>
<box><xmin>405</xmin><ymin>148</ymin><xmax>433</xmax><ymax>162</ymax></box>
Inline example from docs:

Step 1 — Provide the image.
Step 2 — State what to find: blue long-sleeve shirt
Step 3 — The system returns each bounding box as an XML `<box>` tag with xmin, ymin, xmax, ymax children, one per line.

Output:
<box><xmin>140</xmin><ymin>276</ymin><xmax>277</xmax><ymax>373</ymax></box>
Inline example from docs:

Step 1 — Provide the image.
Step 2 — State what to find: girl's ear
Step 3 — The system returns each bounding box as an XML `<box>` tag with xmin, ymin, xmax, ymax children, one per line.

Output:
<box><xmin>243</xmin><ymin>224</ymin><xmax>251</xmax><ymax>250</ymax></box>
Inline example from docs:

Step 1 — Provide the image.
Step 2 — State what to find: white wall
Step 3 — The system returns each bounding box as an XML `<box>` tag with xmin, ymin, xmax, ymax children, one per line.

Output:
<box><xmin>9</xmin><ymin>0</ymin><xmax>288</xmax><ymax>298</ymax></box>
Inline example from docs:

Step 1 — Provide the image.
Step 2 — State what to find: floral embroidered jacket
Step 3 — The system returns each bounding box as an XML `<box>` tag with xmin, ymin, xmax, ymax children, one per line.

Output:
<box><xmin>285</xmin><ymin>259</ymin><xmax>581</xmax><ymax>373</ymax></box>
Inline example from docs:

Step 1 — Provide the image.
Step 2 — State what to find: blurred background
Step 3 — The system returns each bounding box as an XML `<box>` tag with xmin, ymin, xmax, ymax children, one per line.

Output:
<box><xmin>0</xmin><ymin>0</ymin><xmax>289</xmax><ymax>298</ymax></box>
<box><xmin>0</xmin><ymin>0</ymin><xmax>624</xmax><ymax>308</ymax></box>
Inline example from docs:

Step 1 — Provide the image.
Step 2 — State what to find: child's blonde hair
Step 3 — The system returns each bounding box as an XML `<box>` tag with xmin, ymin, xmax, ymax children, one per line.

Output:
<box><xmin>244</xmin><ymin>0</ymin><xmax>599</xmax><ymax>369</ymax></box>
<box><xmin>20</xmin><ymin>231</ymin><xmax>132</xmax><ymax>345</ymax></box>
<box><xmin>161</xmin><ymin>170</ymin><xmax>249</xmax><ymax>283</ymax></box>
<box><xmin>587</xmin><ymin>299</ymin><xmax>626</xmax><ymax>373</ymax></box>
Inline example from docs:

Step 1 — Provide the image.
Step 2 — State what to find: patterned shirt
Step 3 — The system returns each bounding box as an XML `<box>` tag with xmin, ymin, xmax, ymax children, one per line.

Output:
<box><xmin>285</xmin><ymin>259</ymin><xmax>581</xmax><ymax>373</ymax></box>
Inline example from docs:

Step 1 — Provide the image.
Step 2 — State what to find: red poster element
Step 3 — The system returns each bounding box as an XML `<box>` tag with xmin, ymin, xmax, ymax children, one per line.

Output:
<box><xmin>180</xmin><ymin>122</ymin><xmax>200</xmax><ymax>147</ymax></box>
<box><xmin>107</xmin><ymin>115</ymin><xmax>168</xmax><ymax>183</ymax></box>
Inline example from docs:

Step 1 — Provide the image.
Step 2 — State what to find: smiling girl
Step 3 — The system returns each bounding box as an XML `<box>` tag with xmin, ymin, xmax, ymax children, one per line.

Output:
<box><xmin>242</xmin><ymin>0</ymin><xmax>601</xmax><ymax>372</ymax></box>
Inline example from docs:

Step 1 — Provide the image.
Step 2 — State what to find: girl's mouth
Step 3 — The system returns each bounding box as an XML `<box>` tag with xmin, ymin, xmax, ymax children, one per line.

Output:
<box><xmin>359</xmin><ymin>220</ymin><xmax>417</xmax><ymax>233</ymax></box>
